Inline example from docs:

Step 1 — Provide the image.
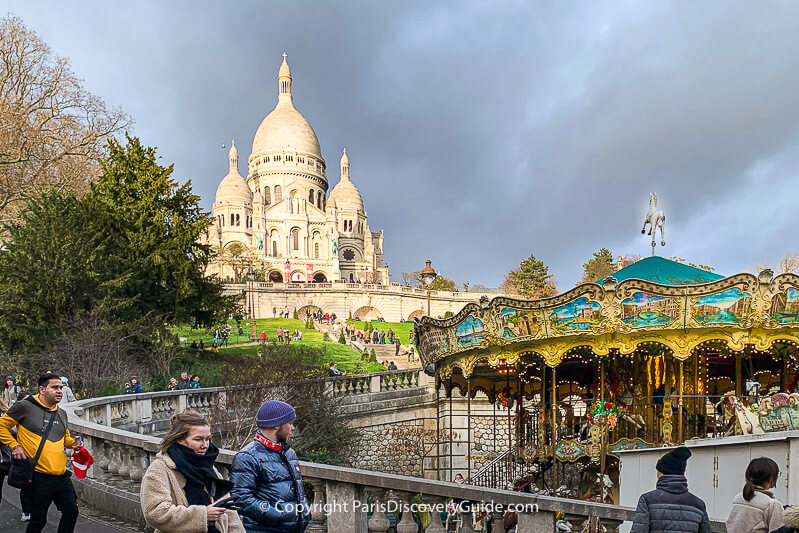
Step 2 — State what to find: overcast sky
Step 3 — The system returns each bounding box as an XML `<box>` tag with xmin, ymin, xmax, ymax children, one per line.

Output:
<box><xmin>7</xmin><ymin>1</ymin><xmax>799</xmax><ymax>287</ymax></box>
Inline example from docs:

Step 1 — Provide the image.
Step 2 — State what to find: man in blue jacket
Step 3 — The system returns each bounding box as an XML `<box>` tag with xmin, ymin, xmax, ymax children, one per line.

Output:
<box><xmin>232</xmin><ymin>400</ymin><xmax>310</xmax><ymax>533</ymax></box>
<box><xmin>631</xmin><ymin>446</ymin><xmax>711</xmax><ymax>533</ymax></box>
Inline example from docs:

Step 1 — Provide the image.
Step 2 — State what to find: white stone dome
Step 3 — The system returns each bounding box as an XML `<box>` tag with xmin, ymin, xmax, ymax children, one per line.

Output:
<box><xmin>215</xmin><ymin>171</ymin><xmax>251</xmax><ymax>205</ymax></box>
<box><xmin>330</xmin><ymin>179</ymin><xmax>363</xmax><ymax>212</ymax></box>
<box><xmin>251</xmin><ymin>55</ymin><xmax>323</xmax><ymax>160</ymax></box>
<box><xmin>215</xmin><ymin>141</ymin><xmax>251</xmax><ymax>205</ymax></box>
<box><xmin>330</xmin><ymin>148</ymin><xmax>364</xmax><ymax>212</ymax></box>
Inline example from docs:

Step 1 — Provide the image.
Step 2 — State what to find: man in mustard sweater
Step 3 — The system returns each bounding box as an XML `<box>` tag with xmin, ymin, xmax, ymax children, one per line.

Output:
<box><xmin>0</xmin><ymin>373</ymin><xmax>80</xmax><ymax>533</ymax></box>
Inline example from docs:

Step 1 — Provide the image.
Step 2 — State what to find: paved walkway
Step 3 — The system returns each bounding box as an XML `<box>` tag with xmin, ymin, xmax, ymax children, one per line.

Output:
<box><xmin>0</xmin><ymin>482</ymin><xmax>131</xmax><ymax>532</ymax></box>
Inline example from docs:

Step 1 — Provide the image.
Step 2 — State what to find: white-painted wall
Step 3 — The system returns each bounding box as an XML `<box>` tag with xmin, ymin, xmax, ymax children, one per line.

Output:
<box><xmin>618</xmin><ymin>431</ymin><xmax>799</xmax><ymax>528</ymax></box>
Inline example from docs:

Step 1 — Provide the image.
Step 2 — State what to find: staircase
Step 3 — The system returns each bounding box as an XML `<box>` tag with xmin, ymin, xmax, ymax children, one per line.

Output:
<box><xmin>314</xmin><ymin>320</ymin><xmax>420</xmax><ymax>370</ymax></box>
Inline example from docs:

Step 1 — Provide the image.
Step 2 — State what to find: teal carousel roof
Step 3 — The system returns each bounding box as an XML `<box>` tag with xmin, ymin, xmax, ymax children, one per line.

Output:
<box><xmin>599</xmin><ymin>256</ymin><xmax>723</xmax><ymax>286</ymax></box>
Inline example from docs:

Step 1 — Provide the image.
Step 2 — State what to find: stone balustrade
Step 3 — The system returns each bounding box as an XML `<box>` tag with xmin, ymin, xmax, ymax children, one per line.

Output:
<box><xmin>61</xmin><ymin>373</ymin><xmax>724</xmax><ymax>532</ymax></box>
<box><xmin>327</xmin><ymin>368</ymin><xmax>421</xmax><ymax>396</ymax></box>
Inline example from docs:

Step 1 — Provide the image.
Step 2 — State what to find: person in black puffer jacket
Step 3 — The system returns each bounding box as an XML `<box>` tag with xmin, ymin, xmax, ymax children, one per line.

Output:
<box><xmin>631</xmin><ymin>446</ymin><xmax>711</xmax><ymax>533</ymax></box>
<box><xmin>231</xmin><ymin>400</ymin><xmax>310</xmax><ymax>533</ymax></box>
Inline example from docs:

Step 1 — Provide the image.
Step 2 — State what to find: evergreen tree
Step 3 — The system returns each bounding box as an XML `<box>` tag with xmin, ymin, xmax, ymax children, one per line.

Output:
<box><xmin>507</xmin><ymin>254</ymin><xmax>558</xmax><ymax>299</ymax></box>
<box><xmin>0</xmin><ymin>191</ymin><xmax>119</xmax><ymax>350</ymax></box>
<box><xmin>0</xmin><ymin>136</ymin><xmax>237</xmax><ymax>354</ymax></box>
<box><xmin>88</xmin><ymin>135</ymin><xmax>236</xmax><ymax>326</ymax></box>
<box><xmin>581</xmin><ymin>248</ymin><xmax>617</xmax><ymax>283</ymax></box>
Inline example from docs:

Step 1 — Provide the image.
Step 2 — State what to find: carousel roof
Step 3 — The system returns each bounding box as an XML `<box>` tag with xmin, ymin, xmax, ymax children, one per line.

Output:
<box><xmin>415</xmin><ymin>262</ymin><xmax>799</xmax><ymax>378</ymax></box>
<box><xmin>600</xmin><ymin>256</ymin><xmax>723</xmax><ymax>286</ymax></box>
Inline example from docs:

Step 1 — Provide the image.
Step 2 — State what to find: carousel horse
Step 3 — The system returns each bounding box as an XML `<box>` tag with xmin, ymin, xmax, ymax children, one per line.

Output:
<box><xmin>641</xmin><ymin>192</ymin><xmax>666</xmax><ymax>248</ymax></box>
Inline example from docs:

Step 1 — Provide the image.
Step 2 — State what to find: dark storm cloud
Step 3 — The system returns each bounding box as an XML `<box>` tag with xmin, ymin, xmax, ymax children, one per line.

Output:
<box><xmin>9</xmin><ymin>0</ymin><xmax>799</xmax><ymax>287</ymax></box>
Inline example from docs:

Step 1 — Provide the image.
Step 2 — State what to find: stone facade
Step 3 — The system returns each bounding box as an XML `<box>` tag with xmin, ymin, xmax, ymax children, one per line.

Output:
<box><xmin>204</xmin><ymin>55</ymin><xmax>388</xmax><ymax>285</ymax></box>
<box><xmin>351</xmin><ymin>420</ymin><xmax>427</xmax><ymax>477</ymax></box>
<box><xmin>228</xmin><ymin>282</ymin><xmax>494</xmax><ymax>321</ymax></box>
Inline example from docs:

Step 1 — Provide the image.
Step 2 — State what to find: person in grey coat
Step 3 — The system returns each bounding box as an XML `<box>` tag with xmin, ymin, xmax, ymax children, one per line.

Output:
<box><xmin>631</xmin><ymin>446</ymin><xmax>711</xmax><ymax>533</ymax></box>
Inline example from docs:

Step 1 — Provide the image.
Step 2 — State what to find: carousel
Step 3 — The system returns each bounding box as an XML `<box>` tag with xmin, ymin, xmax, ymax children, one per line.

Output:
<box><xmin>414</xmin><ymin>255</ymin><xmax>799</xmax><ymax>503</ymax></box>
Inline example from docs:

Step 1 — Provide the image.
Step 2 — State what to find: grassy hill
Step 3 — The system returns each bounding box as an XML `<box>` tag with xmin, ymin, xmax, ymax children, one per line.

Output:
<box><xmin>173</xmin><ymin>318</ymin><xmax>384</xmax><ymax>379</ymax></box>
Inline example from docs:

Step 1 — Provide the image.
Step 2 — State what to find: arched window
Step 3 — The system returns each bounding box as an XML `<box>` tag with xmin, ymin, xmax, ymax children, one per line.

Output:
<box><xmin>264</xmin><ymin>187</ymin><xmax>271</xmax><ymax>205</ymax></box>
<box><xmin>317</xmin><ymin>191</ymin><xmax>322</xmax><ymax>209</ymax></box>
<box><xmin>235</xmin><ymin>214</ymin><xmax>240</xmax><ymax>226</ymax></box>
<box><xmin>230</xmin><ymin>213</ymin><xmax>234</xmax><ymax>226</ymax></box>
<box><xmin>349</xmin><ymin>273</ymin><xmax>354</xmax><ymax>282</ymax></box>
<box><xmin>274</xmin><ymin>185</ymin><xmax>282</xmax><ymax>203</ymax></box>
<box><xmin>308</xmin><ymin>190</ymin><xmax>314</xmax><ymax>203</ymax></box>
<box><xmin>314</xmin><ymin>243</ymin><xmax>319</xmax><ymax>259</ymax></box>
<box><xmin>291</xmin><ymin>229</ymin><xmax>299</xmax><ymax>251</ymax></box>
<box><xmin>272</xmin><ymin>241</ymin><xmax>278</xmax><ymax>257</ymax></box>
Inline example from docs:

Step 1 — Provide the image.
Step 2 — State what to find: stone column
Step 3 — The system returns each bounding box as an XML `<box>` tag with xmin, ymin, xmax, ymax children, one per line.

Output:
<box><xmin>306</xmin><ymin>478</ymin><xmax>327</xmax><ymax>531</ymax></box>
<box><xmin>394</xmin><ymin>492</ymin><xmax>417</xmax><ymax>533</ymax></box>
<box><xmin>366</xmin><ymin>489</ymin><xmax>391</xmax><ymax>533</ymax></box>
<box><xmin>424</xmin><ymin>498</ymin><xmax>446</xmax><ymax>533</ymax></box>
<box><xmin>325</xmin><ymin>480</ymin><xmax>366</xmax><ymax>533</ymax></box>
<box><xmin>517</xmin><ymin>509</ymin><xmax>555</xmax><ymax>533</ymax></box>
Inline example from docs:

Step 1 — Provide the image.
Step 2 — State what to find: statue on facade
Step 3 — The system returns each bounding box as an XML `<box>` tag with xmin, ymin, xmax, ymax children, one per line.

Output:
<box><xmin>331</xmin><ymin>238</ymin><xmax>338</xmax><ymax>256</ymax></box>
<box><xmin>641</xmin><ymin>192</ymin><xmax>665</xmax><ymax>256</ymax></box>
<box><xmin>256</xmin><ymin>235</ymin><xmax>263</xmax><ymax>252</ymax></box>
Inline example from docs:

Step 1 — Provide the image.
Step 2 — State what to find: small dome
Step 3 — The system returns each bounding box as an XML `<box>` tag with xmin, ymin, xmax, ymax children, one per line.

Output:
<box><xmin>215</xmin><ymin>171</ymin><xmax>251</xmax><ymax>205</ymax></box>
<box><xmin>329</xmin><ymin>178</ymin><xmax>363</xmax><ymax>212</ymax></box>
<box><xmin>253</xmin><ymin>187</ymin><xmax>264</xmax><ymax>204</ymax></box>
<box><xmin>330</xmin><ymin>148</ymin><xmax>363</xmax><ymax>212</ymax></box>
<box><xmin>326</xmin><ymin>195</ymin><xmax>337</xmax><ymax>210</ymax></box>
<box><xmin>216</xmin><ymin>139</ymin><xmax>251</xmax><ymax>205</ymax></box>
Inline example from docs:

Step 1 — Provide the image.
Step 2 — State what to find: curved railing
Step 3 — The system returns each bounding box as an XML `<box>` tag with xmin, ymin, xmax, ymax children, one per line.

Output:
<box><xmin>59</xmin><ymin>370</ymin><xmax>722</xmax><ymax>532</ymax></box>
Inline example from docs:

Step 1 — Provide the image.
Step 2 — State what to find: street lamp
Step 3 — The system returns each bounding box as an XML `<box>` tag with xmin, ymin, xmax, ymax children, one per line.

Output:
<box><xmin>420</xmin><ymin>260</ymin><xmax>437</xmax><ymax>316</ymax></box>
<box><xmin>247</xmin><ymin>267</ymin><xmax>257</xmax><ymax>340</ymax></box>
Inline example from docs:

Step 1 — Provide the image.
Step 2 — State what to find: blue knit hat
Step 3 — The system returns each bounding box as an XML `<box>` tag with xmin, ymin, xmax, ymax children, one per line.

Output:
<box><xmin>256</xmin><ymin>400</ymin><xmax>296</xmax><ymax>428</ymax></box>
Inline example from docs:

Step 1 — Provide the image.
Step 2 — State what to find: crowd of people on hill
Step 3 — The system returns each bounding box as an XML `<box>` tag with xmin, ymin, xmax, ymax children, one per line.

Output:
<box><xmin>343</xmin><ymin>323</ymin><xmax>398</xmax><ymax>345</ymax></box>
<box><xmin>308</xmin><ymin>308</ymin><xmax>336</xmax><ymax>324</ymax></box>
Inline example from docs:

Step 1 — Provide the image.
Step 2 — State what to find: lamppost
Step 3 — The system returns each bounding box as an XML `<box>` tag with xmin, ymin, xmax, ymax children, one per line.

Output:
<box><xmin>420</xmin><ymin>260</ymin><xmax>437</xmax><ymax>316</ymax></box>
<box><xmin>247</xmin><ymin>267</ymin><xmax>257</xmax><ymax>340</ymax></box>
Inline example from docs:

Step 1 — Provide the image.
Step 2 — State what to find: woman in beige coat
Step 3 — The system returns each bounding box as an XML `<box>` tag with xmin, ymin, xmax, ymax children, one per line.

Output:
<box><xmin>141</xmin><ymin>411</ymin><xmax>244</xmax><ymax>533</ymax></box>
<box><xmin>726</xmin><ymin>457</ymin><xmax>784</xmax><ymax>533</ymax></box>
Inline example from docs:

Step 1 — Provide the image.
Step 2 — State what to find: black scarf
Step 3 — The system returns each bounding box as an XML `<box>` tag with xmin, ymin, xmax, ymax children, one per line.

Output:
<box><xmin>167</xmin><ymin>443</ymin><xmax>224</xmax><ymax>533</ymax></box>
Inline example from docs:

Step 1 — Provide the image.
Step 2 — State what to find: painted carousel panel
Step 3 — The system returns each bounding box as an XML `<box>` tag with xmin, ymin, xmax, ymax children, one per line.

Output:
<box><xmin>620</xmin><ymin>292</ymin><xmax>681</xmax><ymax>328</ymax></box>
<box><xmin>455</xmin><ymin>314</ymin><xmax>485</xmax><ymax>347</ymax></box>
<box><xmin>417</xmin><ymin>326</ymin><xmax>450</xmax><ymax>361</ymax></box>
<box><xmin>498</xmin><ymin>307</ymin><xmax>544</xmax><ymax>339</ymax></box>
<box><xmin>691</xmin><ymin>287</ymin><xmax>753</xmax><ymax>326</ymax></box>
<box><xmin>770</xmin><ymin>287</ymin><xmax>799</xmax><ymax>325</ymax></box>
<box><xmin>549</xmin><ymin>297</ymin><xmax>605</xmax><ymax>335</ymax></box>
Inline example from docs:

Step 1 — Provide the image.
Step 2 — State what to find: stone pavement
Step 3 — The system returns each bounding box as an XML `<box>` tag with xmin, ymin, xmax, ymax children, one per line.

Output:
<box><xmin>0</xmin><ymin>482</ymin><xmax>132</xmax><ymax>532</ymax></box>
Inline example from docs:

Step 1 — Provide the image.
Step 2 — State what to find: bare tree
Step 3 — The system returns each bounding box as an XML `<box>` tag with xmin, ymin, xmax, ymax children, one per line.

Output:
<box><xmin>48</xmin><ymin>314</ymin><xmax>145</xmax><ymax>397</ymax></box>
<box><xmin>216</xmin><ymin>242</ymin><xmax>259</xmax><ymax>282</ymax></box>
<box><xmin>754</xmin><ymin>251</ymin><xmax>799</xmax><ymax>276</ymax></box>
<box><xmin>388</xmin><ymin>424</ymin><xmax>457</xmax><ymax>476</ymax></box>
<box><xmin>0</xmin><ymin>15</ymin><xmax>130</xmax><ymax>226</ymax></box>
<box><xmin>778</xmin><ymin>252</ymin><xmax>799</xmax><ymax>274</ymax></box>
<box><xmin>400</xmin><ymin>270</ymin><xmax>422</xmax><ymax>287</ymax></box>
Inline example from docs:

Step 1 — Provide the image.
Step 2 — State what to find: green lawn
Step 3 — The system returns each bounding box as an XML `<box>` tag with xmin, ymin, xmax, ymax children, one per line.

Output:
<box><xmin>177</xmin><ymin>318</ymin><xmax>384</xmax><ymax>374</ymax></box>
<box><xmin>346</xmin><ymin>321</ymin><xmax>415</xmax><ymax>345</ymax></box>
